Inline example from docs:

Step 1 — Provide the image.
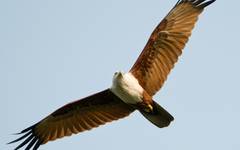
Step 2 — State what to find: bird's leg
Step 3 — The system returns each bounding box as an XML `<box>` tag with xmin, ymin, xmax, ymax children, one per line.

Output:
<box><xmin>136</xmin><ymin>102</ymin><xmax>153</xmax><ymax>113</ymax></box>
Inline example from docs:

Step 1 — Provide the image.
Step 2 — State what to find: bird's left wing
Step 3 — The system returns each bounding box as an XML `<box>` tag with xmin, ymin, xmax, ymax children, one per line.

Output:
<box><xmin>130</xmin><ymin>0</ymin><xmax>215</xmax><ymax>96</ymax></box>
<box><xmin>9</xmin><ymin>89</ymin><xmax>134</xmax><ymax>150</ymax></box>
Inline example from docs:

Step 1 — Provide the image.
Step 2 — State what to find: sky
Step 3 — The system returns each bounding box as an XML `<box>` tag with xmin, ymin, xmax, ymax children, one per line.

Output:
<box><xmin>1</xmin><ymin>0</ymin><xmax>240</xmax><ymax>149</ymax></box>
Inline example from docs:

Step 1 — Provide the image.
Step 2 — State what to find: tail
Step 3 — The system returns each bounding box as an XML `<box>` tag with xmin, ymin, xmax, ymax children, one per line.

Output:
<box><xmin>140</xmin><ymin>100</ymin><xmax>174</xmax><ymax>128</ymax></box>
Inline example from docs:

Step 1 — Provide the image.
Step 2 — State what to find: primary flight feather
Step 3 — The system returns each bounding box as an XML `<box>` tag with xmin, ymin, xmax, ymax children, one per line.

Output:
<box><xmin>9</xmin><ymin>0</ymin><xmax>215</xmax><ymax>149</ymax></box>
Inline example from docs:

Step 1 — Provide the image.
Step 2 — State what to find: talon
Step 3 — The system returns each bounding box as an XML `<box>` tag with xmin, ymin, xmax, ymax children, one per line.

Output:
<box><xmin>148</xmin><ymin>104</ymin><xmax>153</xmax><ymax>111</ymax></box>
<box><xmin>144</xmin><ymin>104</ymin><xmax>153</xmax><ymax>112</ymax></box>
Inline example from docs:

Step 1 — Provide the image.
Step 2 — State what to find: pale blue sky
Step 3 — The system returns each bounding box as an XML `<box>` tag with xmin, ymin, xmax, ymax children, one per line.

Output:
<box><xmin>1</xmin><ymin>0</ymin><xmax>240</xmax><ymax>150</ymax></box>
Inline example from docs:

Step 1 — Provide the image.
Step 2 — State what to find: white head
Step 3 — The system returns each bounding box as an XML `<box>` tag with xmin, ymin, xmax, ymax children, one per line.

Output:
<box><xmin>112</xmin><ymin>71</ymin><xmax>124</xmax><ymax>86</ymax></box>
<box><xmin>113</xmin><ymin>71</ymin><xmax>124</xmax><ymax>80</ymax></box>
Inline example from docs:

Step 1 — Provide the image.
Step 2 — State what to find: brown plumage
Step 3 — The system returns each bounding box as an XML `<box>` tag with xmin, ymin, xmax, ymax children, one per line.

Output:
<box><xmin>131</xmin><ymin>0</ymin><xmax>215</xmax><ymax>96</ymax></box>
<box><xmin>9</xmin><ymin>90</ymin><xmax>134</xmax><ymax>149</ymax></box>
<box><xmin>9</xmin><ymin>0</ymin><xmax>215</xmax><ymax>149</ymax></box>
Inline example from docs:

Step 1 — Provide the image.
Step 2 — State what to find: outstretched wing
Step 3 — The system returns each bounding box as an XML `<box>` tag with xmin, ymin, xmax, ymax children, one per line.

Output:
<box><xmin>9</xmin><ymin>89</ymin><xmax>134</xmax><ymax>150</ymax></box>
<box><xmin>130</xmin><ymin>0</ymin><xmax>215</xmax><ymax>96</ymax></box>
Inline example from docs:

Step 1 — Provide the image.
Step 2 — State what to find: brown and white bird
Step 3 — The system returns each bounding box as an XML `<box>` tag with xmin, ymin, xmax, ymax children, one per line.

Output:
<box><xmin>9</xmin><ymin>0</ymin><xmax>215</xmax><ymax>149</ymax></box>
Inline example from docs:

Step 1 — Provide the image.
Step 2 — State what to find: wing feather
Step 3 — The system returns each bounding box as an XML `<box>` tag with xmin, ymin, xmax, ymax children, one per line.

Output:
<box><xmin>130</xmin><ymin>0</ymin><xmax>215</xmax><ymax>96</ymax></box>
<box><xmin>9</xmin><ymin>89</ymin><xmax>134</xmax><ymax>149</ymax></box>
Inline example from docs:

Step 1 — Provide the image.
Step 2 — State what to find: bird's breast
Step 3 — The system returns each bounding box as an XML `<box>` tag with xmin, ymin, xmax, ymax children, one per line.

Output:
<box><xmin>110</xmin><ymin>72</ymin><xmax>144</xmax><ymax>104</ymax></box>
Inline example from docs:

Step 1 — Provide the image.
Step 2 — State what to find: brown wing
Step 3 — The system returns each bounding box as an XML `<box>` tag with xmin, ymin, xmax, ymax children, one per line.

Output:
<box><xmin>130</xmin><ymin>0</ymin><xmax>215</xmax><ymax>96</ymax></box>
<box><xmin>9</xmin><ymin>89</ymin><xmax>134</xmax><ymax>150</ymax></box>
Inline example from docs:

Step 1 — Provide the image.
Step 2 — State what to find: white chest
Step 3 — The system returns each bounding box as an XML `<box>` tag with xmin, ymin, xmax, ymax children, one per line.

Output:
<box><xmin>110</xmin><ymin>72</ymin><xmax>143</xmax><ymax>104</ymax></box>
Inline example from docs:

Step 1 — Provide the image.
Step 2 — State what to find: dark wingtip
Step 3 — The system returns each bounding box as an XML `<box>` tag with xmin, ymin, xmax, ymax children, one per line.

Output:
<box><xmin>20</xmin><ymin>124</ymin><xmax>36</xmax><ymax>134</ymax></box>
<box><xmin>9</xmin><ymin>123</ymin><xmax>37</xmax><ymax>137</ymax></box>
<box><xmin>193</xmin><ymin>0</ymin><xmax>206</xmax><ymax>6</ymax></box>
<box><xmin>11</xmin><ymin>133</ymin><xmax>23</xmax><ymax>135</ymax></box>
<box><xmin>7</xmin><ymin>131</ymin><xmax>32</xmax><ymax>144</ymax></box>
<box><xmin>8</xmin><ymin>123</ymin><xmax>42</xmax><ymax>150</ymax></box>
<box><xmin>177</xmin><ymin>0</ymin><xmax>216</xmax><ymax>9</ymax></box>
<box><xmin>197</xmin><ymin>0</ymin><xmax>216</xmax><ymax>9</ymax></box>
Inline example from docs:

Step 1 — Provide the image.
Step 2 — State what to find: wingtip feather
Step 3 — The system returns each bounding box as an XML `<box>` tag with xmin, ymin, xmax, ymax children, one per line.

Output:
<box><xmin>8</xmin><ymin>123</ymin><xmax>42</xmax><ymax>150</ymax></box>
<box><xmin>7</xmin><ymin>131</ymin><xmax>32</xmax><ymax>144</ymax></box>
<box><xmin>176</xmin><ymin>0</ymin><xmax>216</xmax><ymax>9</ymax></box>
<box><xmin>198</xmin><ymin>0</ymin><xmax>216</xmax><ymax>9</ymax></box>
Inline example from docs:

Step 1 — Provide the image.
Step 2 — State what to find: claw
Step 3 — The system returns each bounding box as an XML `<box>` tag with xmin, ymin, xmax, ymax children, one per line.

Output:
<box><xmin>148</xmin><ymin>104</ymin><xmax>153</xmax><ymax>111</ymax></box>
<box><xmin>144</xmin><ymin>104</ymin><xmax>153</xmax><ymax>113</ymax></box>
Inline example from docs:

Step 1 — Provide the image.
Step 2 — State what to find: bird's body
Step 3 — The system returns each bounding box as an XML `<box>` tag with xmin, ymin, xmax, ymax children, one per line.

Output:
<box><xmin>111</xmin><ymin>72</ymin><xmax>144</xmax><ymax>104</ymax></box>
<box><xmin>9</xmin><ymin>0</ymin><xmax>216</xmax><ymax>149</ymax></box>
<box><xmin>111</xmin><ymin>72</ymin><xmax>155</xmax><ymax>113</ymax></box>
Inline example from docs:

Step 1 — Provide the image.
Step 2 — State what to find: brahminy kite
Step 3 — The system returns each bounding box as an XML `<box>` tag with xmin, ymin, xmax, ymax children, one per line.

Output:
<box><xmin>9</xmin><ymin>0</ymin><xmax>215</xmax><ymax>149</ymax></box>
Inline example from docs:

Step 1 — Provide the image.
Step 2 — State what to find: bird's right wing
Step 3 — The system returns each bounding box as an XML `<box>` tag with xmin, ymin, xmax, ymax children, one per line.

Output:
<box><xmin>130</xmin><ymin>0</ymin><xmax>215</xmax><ymax>96</ymax></box>
<box><xmin>9</xmin><ymin>89</ymin><xmax>134</xmax><ymax>150</ymax></box>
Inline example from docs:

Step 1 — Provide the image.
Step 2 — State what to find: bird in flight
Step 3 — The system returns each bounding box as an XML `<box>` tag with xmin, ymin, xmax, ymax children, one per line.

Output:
<box><xmin>9</xmin><ymin>0</ymin><xmax>215</xmax><ymax>149</ymax></box>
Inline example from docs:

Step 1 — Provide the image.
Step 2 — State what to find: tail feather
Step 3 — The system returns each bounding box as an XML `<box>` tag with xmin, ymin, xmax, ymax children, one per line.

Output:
<box><xmin>140</xmin><ymin>100</ymin><xmax>174</xmax><ymax>128</ymax></box>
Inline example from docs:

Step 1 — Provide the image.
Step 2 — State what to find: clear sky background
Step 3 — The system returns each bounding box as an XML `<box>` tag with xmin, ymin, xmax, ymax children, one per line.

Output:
<box><xmin>1</xmin><ymin>0</ymin><xmax>239</xmax><ymax>149</ymax></box>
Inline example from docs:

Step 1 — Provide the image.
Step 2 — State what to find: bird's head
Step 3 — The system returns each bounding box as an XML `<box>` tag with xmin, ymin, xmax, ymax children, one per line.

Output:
<box><xmin>111</xmin><ymin>71</ymin><xmax>124</xmax><ymax>88</ymax></box>
<box><xmin>113</xmin><ymin>71</ymin><xmax>124</xmax><ymax>79</ymax></box>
